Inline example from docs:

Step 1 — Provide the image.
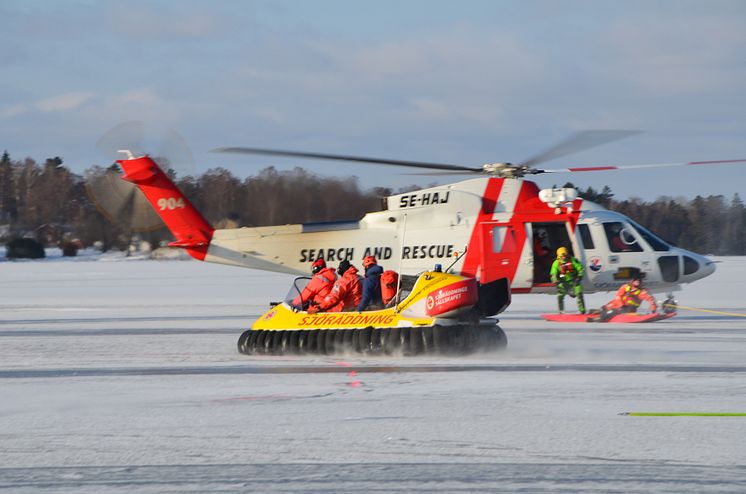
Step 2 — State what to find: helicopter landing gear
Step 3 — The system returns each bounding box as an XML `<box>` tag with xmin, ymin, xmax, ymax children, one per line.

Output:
<box><xmin>662</xmin><ymin>293</ymin><xmax>678</xmax><ymax>314</ymax></box>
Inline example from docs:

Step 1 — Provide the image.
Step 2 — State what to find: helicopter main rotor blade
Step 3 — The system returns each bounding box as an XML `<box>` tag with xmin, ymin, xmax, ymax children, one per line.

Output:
<box><xmin>211</xmin><ymin>147</ymin><xmax>483</xmax><ymax>173</ymax></box>
<box><xmin>539</xmin><ymin>158</ymin><xmax>746</xmax><ymax>174</ymax></box>
<box><xmin>520</xmin><ymin>130</ymin><xmax>643</xmax><ymax>169</ymax></box>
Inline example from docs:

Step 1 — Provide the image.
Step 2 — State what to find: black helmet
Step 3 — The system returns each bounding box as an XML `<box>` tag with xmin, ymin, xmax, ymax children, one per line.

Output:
<box><xmin>337</xmin><ymin>260</ymin><xmax>351</xmax><ymax>275</ymax></box>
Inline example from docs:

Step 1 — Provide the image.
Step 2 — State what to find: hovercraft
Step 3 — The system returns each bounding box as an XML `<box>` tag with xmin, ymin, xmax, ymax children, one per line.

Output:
<box><xmin>238</xmin><ymin>270</ymin><xmax>510</xmax><ymax>356</ymax></box>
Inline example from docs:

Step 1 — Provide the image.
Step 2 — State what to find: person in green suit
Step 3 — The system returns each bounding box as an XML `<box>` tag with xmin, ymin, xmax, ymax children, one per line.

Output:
<box><xmin>550</xmin><ymin>246</ymin><xmax>585</xmax><ymax>314</ymax></box>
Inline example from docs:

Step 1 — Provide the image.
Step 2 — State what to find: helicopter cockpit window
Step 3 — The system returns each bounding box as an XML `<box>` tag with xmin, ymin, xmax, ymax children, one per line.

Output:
<box><xmin>603</xmin><ymin>222</ymin><xmax>643</xmax><ymax>253</ymax></box>
<box><xmin>627</xmin><ymin>220</ymin><xmax>670</xmax><ymax>252</ymax></box>
<box><xmin>577</xmin><ymin>224</ymin><xmax>595</xmax><ymax>250</ymax></box>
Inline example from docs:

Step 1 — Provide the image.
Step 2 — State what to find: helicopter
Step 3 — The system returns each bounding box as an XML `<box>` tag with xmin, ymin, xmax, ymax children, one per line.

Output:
<box><xmin>106</xmin><ymin>131</ymin><xmax>746</xmax><ymax>355</ymax></box>
<box><xmin>112</xmin><ymin>130</ymin><xmax>741</xmax><ymax>298</ymax></box>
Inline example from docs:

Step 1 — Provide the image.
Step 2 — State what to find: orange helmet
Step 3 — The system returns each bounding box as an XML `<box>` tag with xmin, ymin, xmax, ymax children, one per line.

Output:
<box><xmin>311</xmin><ymin>258</ymin><xmax>326</xmax><ymax>274</ymax></box>
<box><xmin>362</xmin><ymin>255</ymin><xmax>377</xmax><ymax>268</ymax></box>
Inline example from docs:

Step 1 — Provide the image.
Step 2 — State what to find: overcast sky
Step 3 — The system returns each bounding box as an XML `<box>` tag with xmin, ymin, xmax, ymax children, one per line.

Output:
<box><xmin>1</xmin><ymin>0</ymin><xmax>745</xmax><ymax>200</ymax></box>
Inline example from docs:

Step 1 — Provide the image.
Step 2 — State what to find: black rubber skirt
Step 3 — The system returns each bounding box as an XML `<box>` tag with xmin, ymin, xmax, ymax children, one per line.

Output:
<box><xmin>237</xmin><ymin>324</ymin><xmax>507</xmax><ymax>356</ymax></box>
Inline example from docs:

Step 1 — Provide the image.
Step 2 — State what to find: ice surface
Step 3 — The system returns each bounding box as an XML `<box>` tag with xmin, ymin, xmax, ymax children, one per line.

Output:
<box><xmin>1</xmin><ymin>254</ymin><xmax>745</xmax><ymax>492</ymax></box>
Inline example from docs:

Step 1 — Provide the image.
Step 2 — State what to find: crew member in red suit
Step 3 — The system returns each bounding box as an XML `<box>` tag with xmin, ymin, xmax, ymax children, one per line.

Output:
<box><xmin>309</xmin><ymin>260</ymin><xmax>362</xmax><ymax>313</ymax></box>
<box><xmin>292</xmin><ymin>258</ymin><xmax>336</xmax><ymax>309</ymax></box>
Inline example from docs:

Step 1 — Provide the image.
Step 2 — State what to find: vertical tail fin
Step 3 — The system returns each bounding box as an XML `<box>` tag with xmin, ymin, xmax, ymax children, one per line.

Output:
<box><xmin>117</xmin><ymin>154</ymin><xmax>214</xmax><ymax>261</ymax></box>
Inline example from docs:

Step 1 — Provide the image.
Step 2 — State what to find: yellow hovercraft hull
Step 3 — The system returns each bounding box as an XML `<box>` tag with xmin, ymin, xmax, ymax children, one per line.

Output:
<box><xmin>238</xmin><ymin>271</ymin><xmax>508</xmax><ymax>355</ymax></box>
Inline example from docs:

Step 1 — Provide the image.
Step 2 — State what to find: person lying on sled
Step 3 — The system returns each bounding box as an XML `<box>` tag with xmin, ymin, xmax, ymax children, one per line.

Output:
<box><xmin>599</xmin><ymin>275</ymin><xmax>657</xmax><ymax>321</ymax></box>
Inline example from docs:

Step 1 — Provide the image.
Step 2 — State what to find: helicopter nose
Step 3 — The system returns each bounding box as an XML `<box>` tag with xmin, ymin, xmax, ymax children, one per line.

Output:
<box><xmin>681</xmin><ymin>252</ymin><xmax>716</xmax><ymax>281</ymax></box>
<box><xmin>701</xmin><ymin>257</ymin><xmax>717</xmax><ymax>277</ymax></box>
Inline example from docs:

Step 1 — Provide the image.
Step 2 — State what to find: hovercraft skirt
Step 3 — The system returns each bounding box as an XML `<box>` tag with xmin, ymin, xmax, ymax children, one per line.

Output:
<box><xmin>237</xmin><ymin>325</ymin><xmax>506</xmax><ymax>356</ymax></box>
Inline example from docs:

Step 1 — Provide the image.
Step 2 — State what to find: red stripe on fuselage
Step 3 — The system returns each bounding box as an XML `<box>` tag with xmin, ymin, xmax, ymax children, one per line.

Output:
<box><xmin>461</xmin><ymin>178</ymin><xmax>504</xmax><ymax>279</ymax></box>
<box><xmin>460</xmin><ymin>178</ymin><xmax>584</xmax><ymax>289</ymax></box>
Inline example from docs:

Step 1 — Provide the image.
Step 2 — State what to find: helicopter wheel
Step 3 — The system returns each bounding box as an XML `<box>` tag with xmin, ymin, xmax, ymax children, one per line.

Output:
<box><xmin>663</xmin><ymin>294</ymin><xmax>678</xmax><ymax>314</ymax></box>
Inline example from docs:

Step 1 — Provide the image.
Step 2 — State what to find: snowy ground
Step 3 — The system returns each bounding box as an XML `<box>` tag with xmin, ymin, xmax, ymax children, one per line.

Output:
<box><xmin>1</xmin><ymin>253</ymin><xmax>746</xmax><ymax>493</ymax></box>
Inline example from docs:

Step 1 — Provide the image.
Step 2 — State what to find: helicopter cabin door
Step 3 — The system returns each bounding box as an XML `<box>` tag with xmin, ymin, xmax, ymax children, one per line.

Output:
<box><xmin>530</xmin><ymin>222</ymin><xmax>574</xmax><ymax>287</ymax></box>
<box><xmin>479</xmin><ymin>222</ymin><xmax>533</xmax><ymax>290</ymax></box>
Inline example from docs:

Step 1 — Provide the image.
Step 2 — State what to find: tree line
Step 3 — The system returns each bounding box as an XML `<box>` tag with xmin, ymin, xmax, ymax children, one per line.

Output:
<box><xmin>0</xmin><ymin>151</ymin><xmax>743</xmax><ymax>255</ymax></box>
<box><xmin>567</xmin><ymin>183</ymin><xmax>745</xmax><ymax>255</ymax></box>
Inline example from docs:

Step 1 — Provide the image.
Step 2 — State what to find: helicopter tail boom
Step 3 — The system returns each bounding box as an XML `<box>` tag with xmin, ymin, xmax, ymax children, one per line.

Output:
<box><xmin>117</xmin><ymin>155</ymin><xmax>214</xmax><ymax>260</ymax></box>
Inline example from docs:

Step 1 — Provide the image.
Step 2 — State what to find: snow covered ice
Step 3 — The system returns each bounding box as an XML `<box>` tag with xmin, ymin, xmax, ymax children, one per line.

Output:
<box><xmin>1</xmin><ymin>252</ymin><xmax>746</xmax><ymax>492</ymax></box>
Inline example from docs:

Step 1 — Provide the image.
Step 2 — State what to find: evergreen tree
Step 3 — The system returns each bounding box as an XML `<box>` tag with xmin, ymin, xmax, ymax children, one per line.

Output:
<box><xmin>724</xmin><ymin>194</ymin><xmax>746</xmax><ymax>255</ymax></box>
<box><xmin>0</xmin><ymin>151</ymin><xmax>17</xmax><ymax>226</ymax></box>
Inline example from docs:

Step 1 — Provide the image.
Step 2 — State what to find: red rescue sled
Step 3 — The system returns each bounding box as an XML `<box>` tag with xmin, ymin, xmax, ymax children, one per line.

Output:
<box><xmin>541</xmin><ymin>312</ymin><xmax>677</xmax><ymax>323</ymax></box>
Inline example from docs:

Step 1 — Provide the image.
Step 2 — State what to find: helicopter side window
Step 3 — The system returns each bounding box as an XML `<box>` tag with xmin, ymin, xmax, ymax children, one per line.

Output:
<box><xmin>628</xmin><ymin>220</ymin><xmax>670</xmax><ymax>252</ymax></box>
<box><xmin>577</xmin><ymin>224</ymin><xmax>595</xmax><ymax>250</ymax></box>
<box><xmin>492</xmin><ymin>226</ymin><xmax>516</xmax><ymax>253</ymax></box>
<box><xmin>603</xmin><ymin>222</ymin><xmax>642</xmax><ymax>253</ymax></box>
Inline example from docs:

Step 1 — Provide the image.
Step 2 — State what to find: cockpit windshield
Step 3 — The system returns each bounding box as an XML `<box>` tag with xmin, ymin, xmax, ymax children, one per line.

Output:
<box><xmin>627</xmin><ymin>220</ymin><xmax>671</xmax><ymax>252</ymax></box>
<box><xmin>285</xmin><ymin>277</ymin><xmax>311</xmax><ymax>305</ymax></box>
<box><xmin>603</xmin><ymin>222</ymin><xmax>643</xmax><ymax>252</ymax></box>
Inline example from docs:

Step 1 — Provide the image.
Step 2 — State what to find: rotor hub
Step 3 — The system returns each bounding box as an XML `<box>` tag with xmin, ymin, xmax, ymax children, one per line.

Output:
<box><xmin>482</xmin><ymin>162</ymin><xmax>526</xmax><ymax>178</ymax></box>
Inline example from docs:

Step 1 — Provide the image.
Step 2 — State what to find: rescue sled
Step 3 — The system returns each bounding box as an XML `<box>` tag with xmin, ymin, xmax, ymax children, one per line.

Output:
<box><xmin>238</xmin><ymin>270</ymin><xmax>509</xmax><ymax>355</ymax></box>
<box><xmin>541</xmin><ymin>312</ymin><xmax>677</xmax><ymax>323</ymax></box>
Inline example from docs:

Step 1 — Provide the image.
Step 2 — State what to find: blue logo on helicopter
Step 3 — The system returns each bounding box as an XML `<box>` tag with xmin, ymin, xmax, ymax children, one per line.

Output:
<box><xmin>589</xmin><ymin>256</ymin><xmax>602</xmax><ymax>272</ymax></box>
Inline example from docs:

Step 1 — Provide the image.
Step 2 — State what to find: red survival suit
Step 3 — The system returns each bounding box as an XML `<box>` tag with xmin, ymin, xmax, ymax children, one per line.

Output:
<box><xmin>604</xmin><ymin>283</ymin><xmax>658</xmax><ymax>313</ymax></box>
<box><xmin>292</xmin><ymin>266</ymin><xmax>337</xmax><ymax>307</ymax></box>
<box><xmin>312</xmin><ymin>264</ymin><xmax>362</xmax><ymax>313</ymax></box>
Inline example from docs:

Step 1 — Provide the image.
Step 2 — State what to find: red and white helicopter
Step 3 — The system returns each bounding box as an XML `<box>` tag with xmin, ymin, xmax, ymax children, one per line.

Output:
<box><xmin>112</xmin><ymin>130</ymin><xmax>742</xmax><ymax>304</ymax></box>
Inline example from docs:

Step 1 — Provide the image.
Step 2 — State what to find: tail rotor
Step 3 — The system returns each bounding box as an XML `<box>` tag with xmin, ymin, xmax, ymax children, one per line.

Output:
<box><xmin>86</xmin><ymin>121</ymin><xmax>196</xmax><ymax>232</ymax></box>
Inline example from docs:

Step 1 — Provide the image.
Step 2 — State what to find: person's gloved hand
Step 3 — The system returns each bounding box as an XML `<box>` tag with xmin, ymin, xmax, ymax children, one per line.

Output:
<box><xmin>307</xmin><ymin>305</ymin><xmax>320</xmax><ymax>314</ymax></box>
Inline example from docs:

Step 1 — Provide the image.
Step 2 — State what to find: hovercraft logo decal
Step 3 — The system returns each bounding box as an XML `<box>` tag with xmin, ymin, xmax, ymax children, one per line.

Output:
<box><xmin>262</xmin><ymin>309</ymin><xmax>278</xmax><ymax>321</ymax></box>
<box><xmin>425</xmin><ymin>279</ymin><xmax>478</xmax><ymax>316</ymax></box>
